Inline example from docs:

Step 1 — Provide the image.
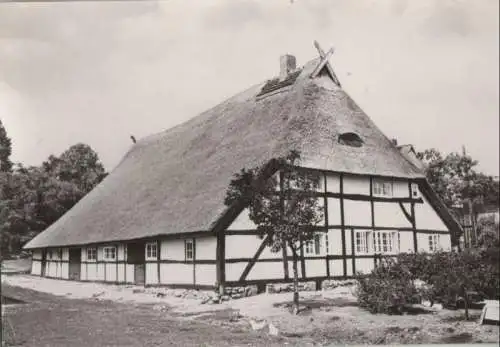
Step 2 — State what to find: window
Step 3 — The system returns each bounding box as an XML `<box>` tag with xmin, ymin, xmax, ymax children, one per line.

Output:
<box><xmin>338</xmin><ymin>132</ymin><xmax>364</xmax><ymax>147</ymax></box>
<box><xmin>87</xmin><ymin>248</ymin><xmax>97</xmax><ymax>261</ymax></box>
<box><xmin>48</xmin><ymin>250</ymin><xmax>53</xmax><ymax>260</ymax></box>
<box><xmin>411</xmin><ymin>183</ymin><xmax>419</xmax><ymax>198</ymax></box>
<box><xmin>146</xmin><ymin>242</ymin><xmax>158</xmax><ymax>260</ymax></box>
<box><xmin>373</xmin><ymin>180</ymin><xmax>393</xmax><ymax>197</ymax></box>
<box><xmin>103</xmin><ymin>246</ymin><xmax>116</xmax><ymax>261</ymax></box>
<box><xmin>429</xmin><ymin>235</ymin><xmax>440</xmax><ymax>252</ymax></box>
<box><xmin>304</xmin><ymin>233</ymin><xmax>323</xmax><ymax>255</ymax></box>
<box><xmin>355</xmin><ymin>231</ymin><xmax>370</xmax><ymax>254</ymax></box>
<box><xmin>373</xmin><ymin>231</ymin><xmax>398</xmax><ymax>254</ymax></box>
<box><xmin>57</xmin><ymin>249</ymin><xmax>62</xmax><ymax>260</ymax></box>
<box><xmin>185</xmin><ymin>240</ymin><xmax>194</xmax><ymax>261</ymax></box>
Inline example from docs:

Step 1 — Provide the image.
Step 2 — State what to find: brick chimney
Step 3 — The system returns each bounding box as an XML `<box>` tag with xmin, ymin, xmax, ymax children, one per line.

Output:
<box><xmin>391</xmin><ymin>138</ymin><xmax>398</xmax><ymax>146</ymax></box>
<box><xmin>280</xmin><ymin>54</ymin><xmax>296</xmax><ymax>80</ymax></box>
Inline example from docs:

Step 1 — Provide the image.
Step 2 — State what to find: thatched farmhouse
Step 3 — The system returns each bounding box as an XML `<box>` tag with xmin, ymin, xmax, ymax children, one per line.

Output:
<box><xmin>24</xmin><ymin>43</ymin><xmax>462</xmax><ymax>291</ymax></box>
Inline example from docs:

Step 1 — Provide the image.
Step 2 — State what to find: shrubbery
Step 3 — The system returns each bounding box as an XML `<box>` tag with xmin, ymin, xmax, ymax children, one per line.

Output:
<box><xmin>356</xmin><ymin>258</ymin><xmax>419</xmax><ymax>314</ymax></box>
<box><xmin>356</xmin><ymin>230</ymin><xmax>499</xmax><ymax>317</ymax></box>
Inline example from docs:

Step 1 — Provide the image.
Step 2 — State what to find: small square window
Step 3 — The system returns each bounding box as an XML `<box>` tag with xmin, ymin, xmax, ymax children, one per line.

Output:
<box><xmin>185</xmin><ymin>240</ymin><xmax>194</xmax><ymax>261</ymax></box>
<box><xmin>429</xmin><ymin>235</ymin><xmax>440</xmax><ymax>252</ymax></box>
<box><xmin>146</xmin><ymin>242</ymin><xmax>158</xmax><ymax>260</ymax></box>
<box><xmin>87</xmin><ymin>248</ymin><xmax>97</xmax><ymax>261</ymax></box>
<box><xmin>373</xmin><ymin>180</ymin><xmax>393</xmax><ymax>197</ymax></box>
<box><xmin>103</xmin><ymin>246</ymin><xmax>116</xmax><ymax>261</ymax></box>
<box><xmin>411</xmin><ymin>183</ymin><xmax>419</xmax><ymax>198</ymax></box>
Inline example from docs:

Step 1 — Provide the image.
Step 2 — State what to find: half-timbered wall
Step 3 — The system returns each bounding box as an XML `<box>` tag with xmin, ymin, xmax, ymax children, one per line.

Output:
<box><xmin>32</xmin><ymin>247</ymin><xmax>69</xmax><ymax>279</ymax></box>
<box><xmin>80</xmin><ymin>244</ymin><xmax>134</xmax><ymax>283</ymax></box>
<box><xmin>223</xmin><ymin>171</ymin><xmax>453</xmax><ymax>285</ymax></box>
<box><xmin>143</xmin><ymin>236</ymin><xmax>217</xmax><ymax>288</ymax></box>
<box><xmin>31</xmin><ymin>249</ymin><xmax>43</xmax><ymax>276</ymax></box>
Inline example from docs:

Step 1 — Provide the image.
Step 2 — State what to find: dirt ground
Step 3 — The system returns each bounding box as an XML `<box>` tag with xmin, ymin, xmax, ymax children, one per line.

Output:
<box><xmin>2</xmin><ymin>274</ymin><xmax>499</xmax><ymax>346</ymax></box>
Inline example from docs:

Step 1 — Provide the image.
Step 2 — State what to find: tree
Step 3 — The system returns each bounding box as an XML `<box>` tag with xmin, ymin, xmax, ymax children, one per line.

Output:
<box><xmin>417</xmin><ymin>147</ymin><xmax>499</xmax><ymax>245</ymax></box>
<box><xmin>0</xmin><ymin>119</ymin><xmax>13</xmax><ymax>173</ymax></box>
<box><xmin>0</xmin><ymin>143</ymin><xmax>107</xmax><ymax>258</ymax></box>
<box><xmin>224</xmin><ymin>150</ymin><xmax>324</xmax><ymax>314</ymax></box>
<box><xmin>42</xmin><ymin>143</ymin><xmax>107</xmax><ymax>194</ymax></box>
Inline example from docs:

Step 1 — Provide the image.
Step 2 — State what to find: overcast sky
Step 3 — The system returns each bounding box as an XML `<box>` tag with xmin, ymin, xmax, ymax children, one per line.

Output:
<box><xmin>1</xmin><ymin>0</ymin><xmax>498</xmax><ymax>175</ymax></box>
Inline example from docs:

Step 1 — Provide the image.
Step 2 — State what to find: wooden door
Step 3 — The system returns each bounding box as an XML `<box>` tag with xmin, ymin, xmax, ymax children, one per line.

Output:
<box><xmin>127</xmin><ymin>243</ymin><xmax>145</xmax><ymax>285</ymax></box>
<box><xmin>68</xmin><ymin>248</ymin><xmax>81</xmax><ymax>280</ymax></box>
<box><xmin>41</xmin><ymin>250</ymin><xmax>47</xmax><ymax>277</ymax></box>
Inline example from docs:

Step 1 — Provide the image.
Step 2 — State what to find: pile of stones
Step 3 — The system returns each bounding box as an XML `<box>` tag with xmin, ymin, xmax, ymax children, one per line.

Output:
<box><xmin>265</xmin><ymin>281</ymin><xmax>316</xmax><ymax>293</ymax></box>
<box><xmin>321</xmin><ymin>279</ymin><xmax>357</xmax><ymax>291</ymax></box>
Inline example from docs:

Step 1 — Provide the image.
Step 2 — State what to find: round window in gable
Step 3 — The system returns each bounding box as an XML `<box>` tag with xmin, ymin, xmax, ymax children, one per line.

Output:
<box><xmin>338</xmin><ymin>132</ymin><xmax>364</xmax><ymax>147</ymax></box>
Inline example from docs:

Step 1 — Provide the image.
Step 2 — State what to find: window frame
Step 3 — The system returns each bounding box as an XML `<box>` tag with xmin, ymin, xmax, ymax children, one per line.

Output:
<box><xmin>103</xmin><ymin>246</ymin><xmax>117</xmax><ymax>262</ymax></box>
<box><xmin>429</xmin><ymin>234</ymin><xmax>441</xmax><ymax>252</ymax></box>
<box><xmin>373</xmin><ymin>180</ymin><xmax>393</xmax><ymax>197</ymax></box>
<box><xmin>372</xmin><ymin>230</ymin><xmax>398</xmax><ymax>254</ymax></box>
<box><xmin>304</xmin><ymin>233</ymin><xmax>323</xmax><ymax>256</ymax></box>
<box><xmin>86</xmin><ymin>247</ymin><xmax>97</xmax><ymax>262</ymax></box>
<box><xmin>185</xmin><ymin>239</ymin><xmax>194</xmax><ymax>261</ymax></box>
<box><xmin>411</xmin><ymin>183</ymin><xmax>419</xmax><ymax>198</ymax></box>
<box><xmin>355</xmin><ymin>230</ymin><xmax>370</xmax><ymax>254</ymax></box>
<box><xmin>145</xmin><ymin>242</ymin><xmax>158</xmax><ymax>261</ymax></box>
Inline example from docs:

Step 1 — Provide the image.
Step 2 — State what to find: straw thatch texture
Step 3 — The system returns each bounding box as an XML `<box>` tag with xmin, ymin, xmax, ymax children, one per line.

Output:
<box><xmin>25</xmin><ymin>58</ymin><xmax>425</xmax><ymax>249</ymax></box>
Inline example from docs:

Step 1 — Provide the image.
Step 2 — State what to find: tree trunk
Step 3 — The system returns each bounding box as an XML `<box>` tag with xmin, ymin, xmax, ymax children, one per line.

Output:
<box><xmin>291</xmin><ymin>248</ymin><xmax>300</xmax><ymax>315</ymax></box>
<box><xmin>462</xmin><ymin>286</ymin><xmax>470</xmax><ymax>320</ymax></box>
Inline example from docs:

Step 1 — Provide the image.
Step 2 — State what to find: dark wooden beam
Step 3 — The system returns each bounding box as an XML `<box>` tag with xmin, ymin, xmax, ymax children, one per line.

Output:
<box><xmin>398</xmin><ymin>202</ymin><xmax>414</xmax><ymax>224</ymax></box>
<box><xmin>340</xmin><ymin>173</ymin><xmax>347</xmax><ymax>278</ymax></box>
<box><xmin>238</xmin><ymin>235</ymin><xmax>269</xmax><ymax>282</ymax></box>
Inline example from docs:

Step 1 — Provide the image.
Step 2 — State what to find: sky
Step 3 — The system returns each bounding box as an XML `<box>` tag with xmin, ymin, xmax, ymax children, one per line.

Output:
<box><xmin>0</xmin><ymin>0</ymin><xmax>498</xmax><ymax>175</ymax></box>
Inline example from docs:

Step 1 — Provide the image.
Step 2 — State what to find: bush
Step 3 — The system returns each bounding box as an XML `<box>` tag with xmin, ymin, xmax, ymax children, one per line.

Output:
<box><xmin>357</xmin><ymin>246</ymin><xmax>499</xmax><ymax>317</ymax></box>
<box><xmin>355</xmin><ymin>258</ymin><xmax>419</xmax><ymax>314</ymax></box>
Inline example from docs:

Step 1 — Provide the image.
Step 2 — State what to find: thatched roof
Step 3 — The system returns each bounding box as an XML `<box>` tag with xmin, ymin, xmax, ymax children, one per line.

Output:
<box><xmin>25</xmin><ymin>55</ymin><xmax>427</xmax><ymax>249</ymax></box>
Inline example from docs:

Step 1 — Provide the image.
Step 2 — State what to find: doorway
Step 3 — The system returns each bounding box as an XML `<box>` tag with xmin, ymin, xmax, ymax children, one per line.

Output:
<box><xmin>127</xmin><ymin>242</ymin><xmax>145</xmax><ymax>285</ymax></box>
<box><xmin>68</xmin><ymin>248</ymin><xmax>81</xmax><ymax>280</ymax></box>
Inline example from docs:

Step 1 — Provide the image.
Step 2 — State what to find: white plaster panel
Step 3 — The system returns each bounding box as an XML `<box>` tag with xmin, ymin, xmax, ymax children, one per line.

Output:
<box><xmin>325</xmin><ymin>173</ymin><xmax>340</xmax><ymax>193</ymax></box>
<box><xmin>260</xmin><ymin>245</ymin><xmax>283</xmax><ymax>259</ymax></box>
<box><xmin>196</xmin><ymin>236</ymin><xmax>216</xmax><ymax>260</ymax></box>
<box><xmin>195</xmin><ymin>264</ymin><xmax>216</xmax><ymax>286</ymax></box>
<box><xmin>105</xmin><ymin>264</ymin><xmax>116</xmax><ymax>282</ymax></box>
<box><xmin>160</xmin><ymin>263</ymin><xmax>193</xmax><ymax>284</ymax></box>
<box><xmin>345</xmin><ymin>230</ymin><xmax>352</xmax><ymax>256</ymax></box>
<box><xmin>225</xmin><ymin>263</ymin><xmax>247</xmax><ymax>282</ymax></box>
<box><xmin>414</xmin><ymin>195</ymin><xmax>448</xmax><ymax>231</ymax></box>
<box><xmin>343</xmin><ymin>175</ymin><xmax>370</xmax><ymax>195</ymax></box>
<box><xmin>440</xmin><ymin>234</ymin><xmax>452</xmax><ymax>251</ymax></box>
<box><xmin>374</xmin><ymin>202</ymin><xmax>412</xmax><ymax>228</ymax></box>
<box><xmin>399</xmin><ymin>231</ymin><xmax>415</xmax><ymax>253</ymax></box>
<box><xmin>344</xmin><ymin>200</ymin><xmax>372</xmax><ymax>227</ymax></box>
<box><xmin>247</xmin><ymin>262</ymin><xmax>284</xmax><ymax>280</ymax></box>
<box><xmin>117</xmin><ymin>263</ymin><xmax>125</xmax><ymax>282</ymax></box>
<box><xmin>126</xmin><ymin>265</ymin><xmax>135</xmax><ymax>283</ymax></box>
<box><xmin>327</xmin><ymin>198</ymin><xmax>341</xmax><ymax>225</ymax></box>
<box><xmin>163</xmin><ymin>239</ymin><xmax>186</xmax><ymax>260</ymax></box>
<box><xmin>62</xmin><ymin>248</ymin><xmax>69</xmax><ymax>261</ymax></box>
<box><xmin>97</xmin><ymin>263</ymin><xmax>105</xmax><ymax>281</ymax></box>
<box><xmin>305</xmin><ymin>259</ymin><xmax>327</xmax><ymax>277</ymax></box>
<box><xmin>327</xmin><ymin>230</ymin><xmax>343</xmax><ymax>255</ymax></box>
<box><xmin>97</xmin><ymin>247</ymin><xmax>103</xmax><ymax>261</ymax></box>
<box><xmin>225</xmin><ymin>235</ymin><xmax>261</xmax><ymax>259</ymax></box>
<box><xmin>329</xmin><ymin>259</ymin><xmax>344</xmax><ymax>276</ymax></box>
<box><xmin>228</xmin><ymin>208</ymin><xmax>258</xmax><ymax>230</ymax></box>
<box><xmin>393</xmin><ymin>181</ymin><xmax>410</xmax><ymax>198</ymax></box>
<box><xmin>31</xmin><ymin>260</ymin><xmax>41</xmax><ymax>275</ymax></box>
<box><xmin>61</xmin><ymin>263</ymin><xmax>69</xmax><ymax>279</ymax></box>
<box><xmin>145</xmin><ymin>263</ymin><xmax>158</xmax><ymax>285</ymax></box>
<box><xmin>345</xmin><ymin>258</ymin><xmax>353</xmax><ymax>276</ymax></box>
<box><xmin>355</xmin><ymin>258</ymin><xmax>374</xmax><ymax>275</ymax></box>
